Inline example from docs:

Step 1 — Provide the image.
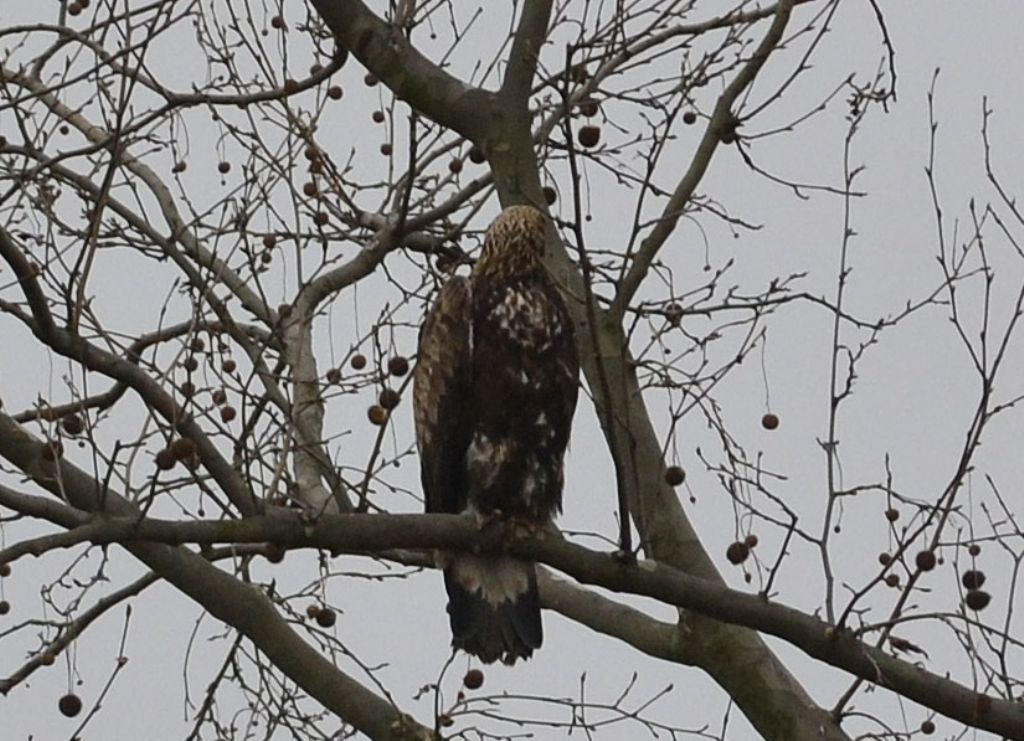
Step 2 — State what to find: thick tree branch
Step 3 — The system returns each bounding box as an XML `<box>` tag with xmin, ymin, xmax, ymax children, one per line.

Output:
<box><xmin>0</xmin><ymin>413</ymin><xmax>433</xmax><ymax>741</ymax></box>
<box><xmin>3</xmin><ymin>509</ymin><xmax>1019</xmax><ymax>739</ymax></box>
<box><xmin>308</xmin><ymin>0</ymin><xmax>494</xmax><ymax>142</ymax></box>
<box><xmin>502</xmin><ymin>0</ymin><xmax>553</xmax><ymax>103</ymax></box>
<box><xmin>538</xmin><ymin>570</ymin><xmax>684</xmax><ymax>663</ymax></box>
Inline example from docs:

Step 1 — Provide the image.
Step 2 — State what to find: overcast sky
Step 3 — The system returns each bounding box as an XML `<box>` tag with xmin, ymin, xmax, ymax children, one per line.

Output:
<box><xmin>2</xmin><ymin>2</ymin><xmax>1023</xmax><ymax>739</ymax></box>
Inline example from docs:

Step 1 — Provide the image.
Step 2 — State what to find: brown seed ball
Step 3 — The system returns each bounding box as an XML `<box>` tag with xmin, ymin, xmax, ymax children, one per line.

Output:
<box><xmin>190</xmin><ymin>337</ymin><xmax>206</xmax><ymax>352</ymax></box>
<box><xmin>380</xmin><ymin>143</ymin><xmax>393</xmax><ymax>156</ymax></box>
<box><xmin>463</xmin><ymin>668</ymin><xmax>484</xmax><ymax>690</ymax></box>
<box><xmin>40</xmin><ymin>652</ymin><xmax>56</xmax><ymax>666</ymax></box>
<box><xmin>968</xmin><ymin>543</ymin><xmax>981</xmax><ymax>556</ymax></box>
<box><xmin>172</xmin><ymin>161</ymin><xmax>187</xmax><ymax>173</ymax></box>
<box><xmin>220</xmin><ymin>406</ymin><xmax>237</xmax><ymax>423</ymax></box>
<box><xmin>315</xmin><ymin>607</ymin><xmax>337</xmax><ymax>628</ymax></box>
<box><xmin>878</xmin><ymin>552</ymin><xmax>892</xmax><ymax>566</ymax></box>
<box><xmin>326</xmin><ymin>368</ymin><xmax>342</xmax><ymax>384</ymax></box>
<box><xmin>283</xmin><ymin>78</ymin><xmax>300</xmax><ymax>95</ymax></box>
<box><xmin>218</xmin><ymin>161</ymin><xmax>231</xmax><ymax>174</ymax></box>
<box><xmin>303</xmin><ymin>181</ymin><xmax>317</xmax><ymax>197</ymax></box>
<box><xmin>155</xmin><ymin>447</ymin><xmax>177</xmax><ymax>471</ymax></box>
<box><xmin>915</xmin><ymin>550</ymin><xmax>937</xmax><ymax>572</ymax></box>
<box><xmin>683</xmin><ymin>111</ymin><xmax>698</xmax><ymax>125</ymax></box>
<box><xmin>962</xmin><ymin>569</ymin><xmax>986</xmax><ymax>590</ymax></box>
<box><xmin>327</xmin><ymin>85</ymin><xmax>343</xmax><ymax>100</ymax></box>
<box><xmin>270</xmin><ymin>14</ymin><xmax>285</xmax><ymax>29</ymax></box>
<box><xmin>211</xmin><ymin>388</ymin><xmax>227</xmax><ymax>405</ymax></box>
<box><xmin>222</xmin><ymin>358</ymin><xmax>237</xmax><ymax>374</ymax></box>
<box><xmin>0</xmin><ymin>600</ymin><xmax>9</xmax><ymax>615</ymax></box>
<box><xmin>182</xmin><ymin>356</ymin><xmax>199</xmax><ymax>372</ymax></box>
<box><xmin>306</xmin><ymin>604</ymin><xmax>321</xmax><ymax>619</ymax></box>
<box><xmin>0</xmin><ymin>563</ymin><xmax>10</xmax><ymax>577</ymax></box>
<box><xmin>388</xmin><ymin>356</ymin><xmax>409</xmax><ymax>377</ymax></box>
<box><xmin>351</xmin><ymin>354</ymin><xmax>367</xmax><ymax>370</ymax></box>
<box><xmin>310</xmin><ymin>63</ymin><xmax>324</xmax><ymax>76</ymax></box>
<box><xmin>59</xmin><ymin>693</ymin><xmax>83</xmax><ymax>718</ymax></box>
<box><xmin>61</xmin><ymin>414</ymin><xmax>85</xmax><ymax>436</ymax></box>
<box><xmin>726</xmin><ymin>541</ymin><xmax>749</xmax><ymax>565</ymax></box>
<box><xmin>264</xmin><ymin>543</ymin><xmax>286</xmax><ymax>563</ymax></box>
<box><xmin>469</xmin><ymin>145</ymin><xmax>485</xmax><ymax>164</ymax></box>
<box><xmin>578</xmin><ymin>99</ymin><xmax>599</xmax><ymax>117</ymax></box>
<box><xmin>885</xmin><ymin>508</ymin><xmax>900</xmax><ymax>523</ymax></box>
<box><xmin>920</xmin><ymin>720</ymin><xmax>935</xmax><ymax>735</ymax></box>
<box><xmin>262</xmin><ymin>233</ymin><xmax>277</xmax><ymax>249</ymax></box>
<box><xmin>964</xmin><ymin>589</ymin><xmax>991</xmax><ymax>611</ymax></box>
<box><xmin>542</xmin><ymin>186</ymin><xmax>557</xmax><ymax>205</ymax></box>
<box><xmin>372</xmin><ymin>110</ymin><xmax>385</xmax><ymax>124</ymax></box>
<box><xmin>364</xmin><ymin>73</ymin><xmax>378</xmax><ymax>87</ymax></box>
<box><xmin>67</xmin><ymin>2</ymin><xmax>82</xmax><ymax>16</ymax></box>
<box><xmin>304</xmin><ymin>145</ymin><xmax>320</xmax><ymax>162</ymax></box>
<box><xmin>744</xmin><ymin>533</ymin><xmax>759</xmax><ymax>549</ymax></box>
<box><xmin>439</xmin><ymin>714</ymin><xmax>454</xmax><ymax>728</ymax></box>
<box><xmin>761</xmin><ymin>413</ymin><xmax>780</xmax><ymax>430</ymax></box>
<box><xmin>313</xmin><ymin>211</ymin><xmax>329</xmax><ymax>227</ymax></box>
<box><xmin>664</xmin><ymin>466</ymin><xmax>686</xmax><ymax>486</ymax></box>
<box><xmin>170</xmin><ymin>437</ymin><xmax>197</xmax><ymax>461</ymax></box>
<box><xmin>379</xmin><ymin>388</ymin><xmax>401</xmax><ymax>410</ymax></box>
<box><xmin>448</xmin><ymin>158</ymin><xmax>463</xmax><ymax>174</ymax></box>
<box><xmin>884</xmin><ymin>573</ymin><xmax>900</xmax><ymax>588</ymax></box>
<box><xmin>180</xmin><ymin>381</ymin><xmax>196</xmax><ymax>398</ymax></box>
<box><xmin>577</xmin><ymin>125</ymin><xmax>601</xmax><ymax>148</ymax></box>
<box><xmin>367</xmin><ymin>405</ymin><xmax>388</xmax><ymax>426</ymax></box>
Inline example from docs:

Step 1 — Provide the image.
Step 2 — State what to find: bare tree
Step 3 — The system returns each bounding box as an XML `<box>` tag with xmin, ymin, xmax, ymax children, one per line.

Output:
<box><xmin>1</xmin><ymin>1</ymin><xmax>1022</xmax><ymax>739</ymax></box>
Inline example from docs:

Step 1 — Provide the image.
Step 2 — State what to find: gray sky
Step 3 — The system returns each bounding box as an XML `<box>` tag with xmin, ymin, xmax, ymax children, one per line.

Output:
<box><xmin>2</xmin><ymin>2</ymin><xmax>1023</xmax><ymax>739</ymax></box>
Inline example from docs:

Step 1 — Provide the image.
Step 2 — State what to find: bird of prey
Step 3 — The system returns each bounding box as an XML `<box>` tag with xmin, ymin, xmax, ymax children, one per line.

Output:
<box><xmin>413</xmin><ymin>205</ymin><xmax>579</xmax><ymax>664</ymax></box>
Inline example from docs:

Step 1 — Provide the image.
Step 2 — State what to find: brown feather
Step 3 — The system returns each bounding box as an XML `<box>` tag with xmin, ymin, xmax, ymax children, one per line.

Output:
<box><xmin>414</xmin><ymin>205</ymin><xmax>579</xmax><ymax>664</ymax></box>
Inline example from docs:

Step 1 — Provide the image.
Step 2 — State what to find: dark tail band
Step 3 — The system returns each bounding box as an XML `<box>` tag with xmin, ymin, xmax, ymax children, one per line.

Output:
<box><xmin>444</xmin><ymin>559</ymin><xmax>541</xmax><ymax>665</ymax></box>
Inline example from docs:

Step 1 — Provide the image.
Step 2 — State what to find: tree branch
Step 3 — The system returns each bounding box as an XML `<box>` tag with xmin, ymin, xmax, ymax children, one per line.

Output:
<box><xmin>4</xmin><ymin>508</ymin><xmax>1019</xmax><ymax>738</ymax></box>
<box><xmin>0</xmin><ymin>571</ymin><xmax>158</xmax><ymax>695</ymax></box>
<box><xmin>0</xmin><ymin>413</ymin><xmax>433</xmax><ymax>741</ymax></box>
<box><xmin>308</xmin><ymin>0</ymin><xmax>494</xmax><ymax>142</ymax></box>
<box><xmin>538</xmin><ymin>569</ymin><xmax>684</xmax><ymax>663</ymax></box>
<box><xmin>611</xmin><ymin>0</ymin><xmax>797</xmax><ymax>318</ymax></box>
<box><xmin>501</xmin><ymin>0</ymin><xmax>553</xmax><ymax>103</ymax></box>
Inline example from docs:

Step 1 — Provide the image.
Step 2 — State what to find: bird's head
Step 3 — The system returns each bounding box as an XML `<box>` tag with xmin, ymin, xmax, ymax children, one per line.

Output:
<box><xmin>474</xmin><ymin>205</ymin><xmax>547</xmax><ymax>279</ymax></box>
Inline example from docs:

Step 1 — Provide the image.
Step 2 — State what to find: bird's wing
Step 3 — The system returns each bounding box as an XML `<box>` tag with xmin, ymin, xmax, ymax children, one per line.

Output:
<box><xmin>413</xmin><ymin>275</ymin><xmax>473</xmax><ymax>515</ymax></box>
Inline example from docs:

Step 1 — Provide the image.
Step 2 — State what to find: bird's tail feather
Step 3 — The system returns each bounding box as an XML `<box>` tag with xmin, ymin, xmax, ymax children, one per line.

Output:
<box><xmin>444</xmin><ymin>556</ymin><xmax>541</xmax><ymax>665</ymax></box>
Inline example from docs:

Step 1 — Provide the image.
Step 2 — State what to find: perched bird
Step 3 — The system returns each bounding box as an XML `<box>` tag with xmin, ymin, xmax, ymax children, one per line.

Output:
<box><xmin>413</xmin><ymin>205</ymin><xmax>579</xmax><ymax>664</ymax></box>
